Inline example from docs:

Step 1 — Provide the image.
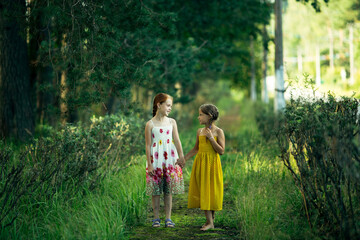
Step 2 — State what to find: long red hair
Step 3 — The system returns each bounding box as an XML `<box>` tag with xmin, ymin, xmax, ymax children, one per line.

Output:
<box><xmin>153</xmin><ymin>93</ymin><xmax>172</xmax><ymax>117</ymax></box>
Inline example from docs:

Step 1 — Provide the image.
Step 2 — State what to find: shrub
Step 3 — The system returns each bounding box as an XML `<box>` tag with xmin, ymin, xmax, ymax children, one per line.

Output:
<box><xmin>255</xmin><ymin>101</ymin><xmax>283</xmax><ymax>142</ymax></box>
<box><xmin>0</xmin><ymin>113</ymin><xmax>145</xmax><ymax>229</ymax></box>
<box><xmin>277</xmin><ymin>94</ymin><xmax>360</xmax><ymax>239</ymax></box>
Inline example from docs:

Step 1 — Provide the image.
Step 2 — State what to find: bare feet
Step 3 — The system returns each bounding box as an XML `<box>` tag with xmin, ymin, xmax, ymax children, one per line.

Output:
<box><xmin>200</xmin><ymin>223</ymin><xmax>214</xmax><ymax>231</ymax></box>
<box><xmin>202</xmin><ymin>214</ymin><xmax>215</xmax><ymax>228</ymax></box>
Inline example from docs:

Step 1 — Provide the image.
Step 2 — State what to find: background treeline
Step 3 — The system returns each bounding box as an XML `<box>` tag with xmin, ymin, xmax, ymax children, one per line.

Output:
<box><xmin>1</xmin><ymin>0</ymin><xmax>360</xmax><ymax>239</ymax></box>
<box><xmin>0</xmin><ymin>0</ymin><xmax>271</xmax><ymax>141</ymax></box>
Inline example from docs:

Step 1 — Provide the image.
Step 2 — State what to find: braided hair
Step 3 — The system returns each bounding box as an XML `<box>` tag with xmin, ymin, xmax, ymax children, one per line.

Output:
<box><xmin>199</xmin><ymin>104</ymin><xmax>219</xmax><ymax>125</ymax></box>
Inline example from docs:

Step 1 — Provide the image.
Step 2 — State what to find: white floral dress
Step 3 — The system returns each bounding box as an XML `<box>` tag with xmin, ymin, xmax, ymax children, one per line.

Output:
<box><xmin>146</xmin><ymin>120</ymin><xmax>184</xmax><ymax>195</ymax></box>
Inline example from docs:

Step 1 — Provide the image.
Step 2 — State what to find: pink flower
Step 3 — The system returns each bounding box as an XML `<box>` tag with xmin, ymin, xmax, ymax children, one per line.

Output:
<box><xmin>160</xmin><ymin>129</ymin><xmax>163</xmax><ymax>133</ymax></box>
<box><xmin>153</xmin><ymin>175</ymin><xmax>159</xmax><ymax>183</ymax></box>
<box><xmin>155</xmin><ymin>152</ymin><xmax>159</xmax><ymax>159</ymax></box>
<box><xmin>167</xmin><ymin>139</ymin><xmax>170</xmax><ymax>144</ymax></box>
<box><xmin>152</xmin><ymin>133</ymin><xmax>154</xmax><ymax>138</ymax></box>
<box><xmin>153</xmin><ymin>143</ymin><xmax>156</xmax><ymax>147</ymax></box>
<box><xmin>171</xmin><ymin>149</ymin><xmax>175</xmax><ymax>157</ymax></box>
<box><xmin>155</xmin><ymin>168</ymin><xmax>162</xmax><ymax>177</ymax></box>
<box><xmin>166</xmin><ymin>130</ymin><xmax>170</xmax><ymax>135</ymax></box>
<box><xmin>164</xmin><ymin>151</ymin><xmax>168</xmax><ymax>160</ymax></box>
<box><xmin>166</xmin><ymin>176</ymin><xmax>171</xmax><ymax>183</ymax></box>
<box><xmin>168</xmin><ymin>164</ymin><xmax>174</xmax><ymax>172</ymax></box>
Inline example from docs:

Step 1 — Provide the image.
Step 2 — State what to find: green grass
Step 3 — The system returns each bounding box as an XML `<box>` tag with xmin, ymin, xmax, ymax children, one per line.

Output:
<box><xmin>215</xmin><ymin>99</ymin><xmax>317</xmax><ymax>239</ymax></box>
<box><xmin>1</xmin><ymin>158</ymin><xmax>148</xmax><ymax>239</ymax></box>
<box><xmin>1</xmin><ymin>95</ymin><xmax>319</xmax><ymax>239</ymax></box>
<box><xmin>128</xmin><ymin>97</ymin><xmax>317</xmax><ymax>239</ymax></box>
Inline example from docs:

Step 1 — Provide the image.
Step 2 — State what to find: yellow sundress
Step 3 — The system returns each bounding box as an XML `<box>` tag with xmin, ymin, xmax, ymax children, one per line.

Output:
<box><xmin>188</xmin><ymin>136</ymin><xmax>223</xmax><ymax>211</ymax></box>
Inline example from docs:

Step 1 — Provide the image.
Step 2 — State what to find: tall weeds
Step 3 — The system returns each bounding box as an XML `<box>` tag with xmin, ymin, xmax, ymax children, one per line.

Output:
<box><xmin>0</xmin><ymin>113</ymin><xmax>145</xmax><ymax>237</ymax></box>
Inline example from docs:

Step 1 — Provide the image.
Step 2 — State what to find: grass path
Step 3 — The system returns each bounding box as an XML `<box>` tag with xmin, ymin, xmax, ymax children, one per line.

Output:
<box><xmin>128</xmin><ymin>179</ymin><xmax>242</xmax><ymax>240</ymax></box>
<box><xmin>128</xmin><ymin>102</ymin><xmax>245</xmax><ymax>239</ymax></box>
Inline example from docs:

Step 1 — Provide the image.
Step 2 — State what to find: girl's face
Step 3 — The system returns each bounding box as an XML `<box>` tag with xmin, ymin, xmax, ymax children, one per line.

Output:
<box><xmin>198</xmin><ymin>109</ymin><xmax>210</xmax><ymax>125</ymax></box>
<box><xmin>158</xmin><ymin>98</ymin><xmax>173</xmax><ymax>116</ymax></box>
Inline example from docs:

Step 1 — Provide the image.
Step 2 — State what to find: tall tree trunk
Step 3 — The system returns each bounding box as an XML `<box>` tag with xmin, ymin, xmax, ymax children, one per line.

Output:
<box><xmin>29</xmin><ymin>5</ymin><xmax>55</xmax><ymax>125</ymax></box>
<box><xmin>274</xmin><ymin>0</ymin><xmax>285</xmax><ymax>112</ymax></box>
<box><xmin>60</xmin><ymin>71</ymin><xmax>68</xmax><ymax>124</ymax></box>
<box><xmin>297</xmin><ymin>48</ymin><xmax>303</xmax><ymax>73</ymax></box>
<box><xmin>59</xmin><ymin>70</ymin><xmax>78</xmax><ymax>124</ymax></box>
<box><xmin>250</xmin><ymin>36</ymin><xmax>257</xmax><ymax>101</ymax></box>
<box><xmin>102</xmin><ymin>88</ymin><xmax>115</xmax><ymax>115</ymax></box>
<box><xmin>262</xmin><ymin>25</ymin><xmax>269</xmax><ymax>104</ymax></box>
<box><xmin>349</xmin><ymin>24</ymin><xmax>354</xmax><ymax>86</ymax></box>
<box><xmin>316</xmin><ymin>45</ymin><xmax>321</xmax><ymax>87</ymax></box>
<box><xmin>0</xmin><ymin>0</ymin><xmax>34</xmax><ymax>141</ymax></box>
<box><xmin>328</xmin><ymin>26</ymin><xmax>334</xmax><ymax>71</ymax></box>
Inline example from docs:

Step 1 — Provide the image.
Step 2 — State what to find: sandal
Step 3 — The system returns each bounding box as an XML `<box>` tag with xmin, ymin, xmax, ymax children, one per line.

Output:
<box><xmin>152</xmin><ymin>218</ymin><xmax>161</xmax><ymax>227</ymax></box>
<box><xmin>165</xmin><ymin>218</ymin><xmax>175</xmax><ymax>228</ymax></box>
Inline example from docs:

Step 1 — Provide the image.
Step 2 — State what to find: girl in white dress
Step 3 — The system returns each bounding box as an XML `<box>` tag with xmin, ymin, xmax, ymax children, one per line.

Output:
<box><xmin>144</xmin><ymin>93</ymin><xmax>185</xmax><ymax>228</ymax></box>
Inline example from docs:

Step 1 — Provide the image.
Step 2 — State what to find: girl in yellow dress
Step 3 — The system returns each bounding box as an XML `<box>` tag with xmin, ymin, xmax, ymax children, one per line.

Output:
<box><xmin>185</xmin><ymin>104</ymin><xmax>225</xmax><ymax>231</ymax></box>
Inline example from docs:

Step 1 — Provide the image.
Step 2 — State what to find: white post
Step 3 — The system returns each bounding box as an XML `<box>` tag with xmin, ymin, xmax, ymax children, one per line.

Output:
<box><xmin>297</xmin><ymin>48</ymin><xmax>303</xmax><ymax>73</ymax></box>
<box><xmin>349</xmin><ymin>24</ymin><xmax>355</xmax><ymax>86</ymax></box>
<box><xmin>250</xmin><ymin>36</ymin><xmax>257</xmax><ymax>101</ymax></box>
<box><xmin>274</xmin><ymin>0</ymin><xmax>286</xmax><ymax>112</ymax></box>
<box><xmin>316</xmin><ymin>45</ymin><xmax>321</xmax><ymax>87</ymax></box>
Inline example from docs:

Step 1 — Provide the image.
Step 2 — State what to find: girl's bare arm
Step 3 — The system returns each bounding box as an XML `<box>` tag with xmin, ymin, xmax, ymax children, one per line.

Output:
<box><xmin>145</xmin><ymin>121</ymin><xmax>154</xmax><ymax>170</ymax></box>
<box><xmin>206</xmin><ymin>128</ymin><xmax>225</xmax><ymax>155</ymax></box>
<box><xmin>171</xmin><ymin>118</ymin><xmax>184</xmax><ymax>159</ymax></box>
<box><xmin>184</xmin><ymin>129</ymin><xmax>200</xmax><ymax>162</ymax></box>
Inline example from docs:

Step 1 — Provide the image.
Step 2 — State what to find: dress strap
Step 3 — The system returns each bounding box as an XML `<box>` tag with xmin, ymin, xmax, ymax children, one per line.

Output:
<box><xmin>150</xmin><ymin>119</ymin><xmax>154</xmax><ymax>126</ymax></box>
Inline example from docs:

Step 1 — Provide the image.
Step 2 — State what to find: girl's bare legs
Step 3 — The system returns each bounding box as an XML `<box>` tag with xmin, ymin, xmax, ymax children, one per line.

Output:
<box><xmin>202</xmin><ymin>210</ymin><xmax>215</xmax><ymax>228</ymax></box>
<box><xmin>164</xmin><ymin>194</ymin><xmax>172</xmax><ymax>219</ymax></box>
<box><xmin>201</xmin><ymin>210</ymin><xmax>214</xmax><ymax>231</ymax></box>
<box><xmin>152</xmin><ymin>195</ymin><xmax>161</xmax><ymax>219</ymax></box>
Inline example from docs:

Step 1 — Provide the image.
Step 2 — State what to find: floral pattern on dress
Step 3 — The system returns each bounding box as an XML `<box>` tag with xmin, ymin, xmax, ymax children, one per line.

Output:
<box><xmin>146</xmin><ymin>125</ymin><xmax>184</xmax><ymax>195</ymax></box>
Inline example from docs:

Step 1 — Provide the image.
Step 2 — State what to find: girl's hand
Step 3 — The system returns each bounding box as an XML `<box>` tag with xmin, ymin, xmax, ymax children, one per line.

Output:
<box><xmin>147</xmin><ymin>164</ymin><xmax>155</xmax><ymax>176</ymax></box>
<box><xmin>176</xmin><ymin>156</ymin><xmax>185</xmax><ymax>168</ymax></box>
<box><xmin>204</xmin><ymin>127</ymin><xmax>214</xmax><ymax>140</ymax></box>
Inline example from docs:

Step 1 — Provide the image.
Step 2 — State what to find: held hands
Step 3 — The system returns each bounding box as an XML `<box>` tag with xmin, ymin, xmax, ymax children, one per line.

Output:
<box><xmin>148</xmin><ymin>164</ymin><xmax>155</xmax><ymax>176</ymax></box>
<box><xmin>176</xmin><ymin>156</ymin><xmax>186</xmax><ymax>168</ymax></box>
<box><xmin>204</xmin><ymin>127</ymin><xmax>215</xmax><ymax>141</ymax></box>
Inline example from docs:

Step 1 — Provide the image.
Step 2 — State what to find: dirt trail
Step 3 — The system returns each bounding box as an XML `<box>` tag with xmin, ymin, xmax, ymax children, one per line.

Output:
<box><xmin>128</xmin><ymin>182</ymin><xmax>241</xmax><ymax>240</ymax></box>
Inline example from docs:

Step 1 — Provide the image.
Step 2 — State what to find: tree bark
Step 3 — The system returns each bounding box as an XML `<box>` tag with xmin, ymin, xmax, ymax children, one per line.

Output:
<box><xmin>274</xmin><ymin>0</ymin><xmax>285</xmax><ymax>112</ymax></box>
<box><xmin>349</xmin><ymin>24</ymin><xmax>354</xmax><ymax>86</ymax></box>
<box><xmin>262</xmin><ymin>25</ymin><xmax>269</xmax><ymax>104</ymax></box>
<box><xmin>250</xmin><ymin>36</ymin><xmax>257</xmax><ymax>101</ymax></box>
<box><xmin>297</xmin><ymin>48</ymin><xmax>303</xmax><ymax>73</ymax></box>
<box><xmin>316</xmin><ymin>45</ymin><xmax>321</xmax><ymax>87</ymax></box>
<box><xmin>328</xmin><ymin>26</ymin><xmax>334</xmax><ymax>71</ymax></box>
<box><xmin>0</xmin><ymin>0</ymin><xmax>34</xmax><ymax>140</ymax></box>
<box><xmin>29</xmin><ymin>4</ymin><xmax>55</xmax><ymax>125</ymax></box>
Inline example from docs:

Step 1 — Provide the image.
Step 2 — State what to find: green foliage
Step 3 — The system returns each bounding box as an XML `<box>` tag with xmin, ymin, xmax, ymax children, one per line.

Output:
<box><xmin>0</xmin><ymin>163</ymin><xmax>147</xmax><ymax>239</ymax></box>
<box><xmin>26</xmin><ymin>0</ymin><xmax>273</xmax><ymax>121</ymax></box>
<box><xmin>254</xmin><ymin>100</ymin><xmax>284</xmax><ymax>142</ymax></box>
<box><xmin>277</xmin><ymin>93</ymin><xmax>360</xmax><ymax>239</ymax></box>
<box><xmin>213</xmin><ymin>98</ymin><xmax>315</xmax><ymax>239</ymax></box>
<box><xmin>0</xmin><ymin>113</ymin><xmax>145</xmax><ymax>230</ymax></box>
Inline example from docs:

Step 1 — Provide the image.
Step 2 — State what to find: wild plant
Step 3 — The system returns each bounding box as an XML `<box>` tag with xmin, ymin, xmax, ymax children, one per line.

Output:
<box><xmin>277</xmin><ymin>93</ymin><xmax>360</xmax><ymax>239</ymax></box>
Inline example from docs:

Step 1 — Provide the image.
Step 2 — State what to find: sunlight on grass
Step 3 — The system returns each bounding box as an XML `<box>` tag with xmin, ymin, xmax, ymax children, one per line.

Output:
<box><xmin>1</xmin><ymin>159</ymin><xmax>148</xmax><ymax>239</ymax></box>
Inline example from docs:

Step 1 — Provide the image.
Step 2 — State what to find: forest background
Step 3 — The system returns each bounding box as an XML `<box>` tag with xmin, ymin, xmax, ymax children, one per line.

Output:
<box><xmin>1</xmin><ymin>0</ymin><xmax>360</xmax><ymax>239</ymax></box>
